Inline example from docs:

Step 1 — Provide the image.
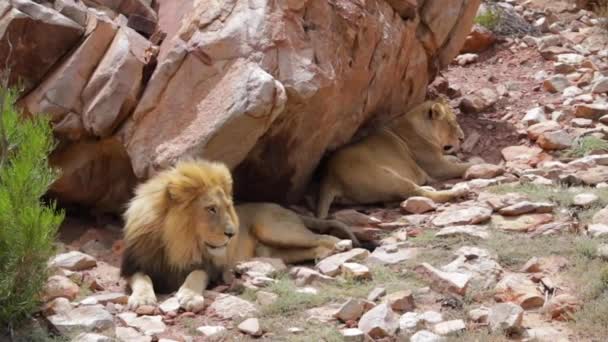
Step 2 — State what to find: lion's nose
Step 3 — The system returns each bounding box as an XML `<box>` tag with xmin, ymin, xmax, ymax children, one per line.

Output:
<box><xmin>224</xmin><ymin>226</ymin><xmax>236</xmax><ymax>238</ymax></box>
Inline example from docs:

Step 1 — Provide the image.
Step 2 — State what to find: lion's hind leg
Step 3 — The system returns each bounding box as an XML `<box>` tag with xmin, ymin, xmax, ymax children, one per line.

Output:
<box><xmin>380</xmin><ymin>167</ymin><xmax>466</xmax><ymax>203</ymax></box>
<box><xmin>127</xmin><ymin>272</ymin><xmax>157</xmax><ymax>310</ymax></box>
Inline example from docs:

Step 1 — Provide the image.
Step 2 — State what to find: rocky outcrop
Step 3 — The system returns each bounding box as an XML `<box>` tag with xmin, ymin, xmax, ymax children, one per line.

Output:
<box><xmin>5</xmin><ymin>0</ymin><xmax>481</xmax><ymax>210</ymax></box>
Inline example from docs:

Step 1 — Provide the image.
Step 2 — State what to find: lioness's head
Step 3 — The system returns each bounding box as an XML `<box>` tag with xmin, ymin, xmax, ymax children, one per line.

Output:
<box><xmin>163</xmin><ymin>159</ymin><xmax>239</xmax><ymax>257</ymax></box>
<box><xmin>424</xmin><ymin>100</ymin><xmax>464</xmax><ymax>154</ymax></box>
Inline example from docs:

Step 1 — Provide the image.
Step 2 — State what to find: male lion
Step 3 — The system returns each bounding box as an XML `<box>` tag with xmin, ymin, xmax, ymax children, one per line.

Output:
<box><xmin>120</xmin><ymin>159</ymin><xmax>354</xmax><ymax>311</ymax></box>
<box><xmin>316</xmin><ymin>98</ymin><xmax>474</xmax><ymax>218</ymax></box>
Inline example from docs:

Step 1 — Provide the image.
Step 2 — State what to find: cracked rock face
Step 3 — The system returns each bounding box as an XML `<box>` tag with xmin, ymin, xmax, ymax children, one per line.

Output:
<box><xmin>6</xmin><ymin>0</ymin><xmax>481</xmax><ymax>210</ymax></box>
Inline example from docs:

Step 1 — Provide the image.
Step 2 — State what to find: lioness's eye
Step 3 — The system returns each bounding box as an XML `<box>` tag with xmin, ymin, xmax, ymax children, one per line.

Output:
<box><xmin>207</xmin><ymin>206</ymin><xmax>217</xmax><ymax>214</ymax></box>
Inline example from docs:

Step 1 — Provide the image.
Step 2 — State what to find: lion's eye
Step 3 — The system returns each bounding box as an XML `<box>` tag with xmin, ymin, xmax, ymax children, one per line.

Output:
<box><xmin>207</xmin><ymin>206</ymin><xmax>217</xmax><ymax>214</ymax></box>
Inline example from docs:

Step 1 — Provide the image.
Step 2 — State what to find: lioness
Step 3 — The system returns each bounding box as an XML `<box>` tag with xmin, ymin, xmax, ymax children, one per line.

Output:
<box><xmin>121</xmin><ymin>159</ymin><xmax>354</xmax><ymax>311</ymax></box>
<box><xmin>317</xmin><ymin>98</ymin><xmax>473</xmax><ymax>218</ymax></box>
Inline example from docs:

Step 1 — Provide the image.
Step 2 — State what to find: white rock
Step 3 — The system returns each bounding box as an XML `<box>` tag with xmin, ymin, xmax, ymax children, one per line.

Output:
<box><xmin>197</xmin><ymin>325</ymin><xmax>226</xmax><ymax>338</ymax></box>
<box><xmin>238</xmin><ymin>318</ymin><xmax>263</xmax><ymax>337</ymax></box>
<box><xmin>420</xmin><ymin>311</ymin><xmax>444</xmax><ymax>324</ymax></box>
<box><xmin>433</xmin><ymin>319</ymin><xmax>465</xmax><ymax>335</ymax></box>
<box><xmin>399</xmin><ymin>312</ymin><xmax>422</xmax><ymax>332</ymax></box>
<box><xmin>357</xmin><ymin>303</ymin><xmax>399</xmax><ymax>339</ymax></box>
<box><xmin>435</xmin><ymin>225</ymin><xmax>490</xmax><ymax>239</ymax></box>
<box><xmin>414</xmin><ymin>263</ymin><xmax>471</xmax><ymax>295</ymax></box>
<box><xmin>410</xmin><ymin>330</ymin><xmax>444</xmax><ymax>342</ymax></box>
<box><xmin>48</xmin><ymin>305</ymin><xmax>114</xmax><ymax>335</ymax></box>
<box><xmin>124</xmin><ymin>315</ymin><xmax>166</xmax><ymax>336</ymax></box>
<box><xmin>71</xmin><ymin>333</ymin><xmax>111</xmax><ymax>342</ymax></box>
<box><xmin>521</xmin><ymin>107</ymin><xmax>547</xmax><ymax>126</ymax></box>
<box><xmin>158</xmin><ymin>297</ymin><xmax>180</xmax><ymax>314</ymax></box>
<box><xmin>315</xmin><ymin>248</ymin><xmax>370</xmax><ymax>276</ymax></box>
<box><xmin>573</xmin><ymin>193</ymin><xmax>599</xmax><ymax>206</ymax></box>
<box><xmin>488</xmin><ymin>303</ymin><xmax>524</xmax><ymax>334</ymax></box>
<box><xmin>115</xmin><ymin>327</ymin><xmax>151</xmax><ymax>342</ymax></box>
<box><xmin>592</xmin><ymin>76</ymin><xmax>608</xmax><ymax>94</ymax></box>
<box><xmin>366</xmin><ymin>243</ymin><xmax>418</xmax><ymax>265</ymax></box>
<box><xmin>589</xmin><ymin>223</ymin><xmax>608</xmax><ymax>237</ymax></box>
<box><xmin>455</xmin><ymin>53</ymin><xmax>478</xmax><ymax>66</ymax></box>
<box><xmin>432</xmin><ymin>206</ymin><xmax>492</xmax><ymax>227</ymax></box>
<box><xmin>50</xmin><ymin>251</ymin><xmax>97</xmax><ymax>271</ymax></box>
<box><xmin>340</xmin><ymin>328</ymin><xmax>365</xmax><ymax>341</ymax></box>
<box><xmin>367</xmin><ymin>287</ymin><xmax>386</xmax><ymax>302</ymax></box>
<box><xmin>341</xmin><ymin>262</ymin><xmax>371</xmax><ymax>280</ymax></box>
<box><xmin>208</xmin><ymin>294</ymin><xmax>258</xmax><ymax>320</ymax></box>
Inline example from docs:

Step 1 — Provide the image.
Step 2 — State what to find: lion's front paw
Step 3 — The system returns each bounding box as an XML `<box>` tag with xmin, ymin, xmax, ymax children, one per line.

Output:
<box><xmin>450</xmin><ymin>183</ymin><xmax>471</xmax><ymax>198</ymax></box>
<box><xmin>127</xmin><ymin>291</ymin><xmax>157</xmax><ymax>310</ymax></box>
<box><xmin>177</xmin><ymin>288</ymin><xmax>205</xmax><ymax>313</ymax></box>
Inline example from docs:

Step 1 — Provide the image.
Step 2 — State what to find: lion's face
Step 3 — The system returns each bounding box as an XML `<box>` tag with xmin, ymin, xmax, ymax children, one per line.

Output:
<box><xmin>427</xmin><ymin>102</ymin><xmax>464</xmax><ymax>155</ymax></box>
<box><xmin>163</xmin><ymin>160</ymin><xmax>240</xmax><ymax>260</ymax></box>
<box><xmin>193</xmin><ymin>187</ymin><xmax>239</xmax><ymax>256</ymax></box>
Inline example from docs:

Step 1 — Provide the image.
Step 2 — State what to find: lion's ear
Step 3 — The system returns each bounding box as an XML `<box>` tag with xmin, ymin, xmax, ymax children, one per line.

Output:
<box><xmin>166</xmin><ymin>181</ymin><xmax>199</xmax><ymax>204</ymax></box>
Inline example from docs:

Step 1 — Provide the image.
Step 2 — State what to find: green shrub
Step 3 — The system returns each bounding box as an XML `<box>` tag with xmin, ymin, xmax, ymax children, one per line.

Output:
<box><xmin>563</xmin><ymin>136</ymin><xmax>608</xmax><ymax>158</ymax></box>
<box><xmin>474</xmin><ymin>8</ymin><xmax>501</xmax><ymax>30</ymax></box>
<box><xmin>0</xmin><ymin>86</ymin><xmax>64</xmax><ymax>331</ymax></box>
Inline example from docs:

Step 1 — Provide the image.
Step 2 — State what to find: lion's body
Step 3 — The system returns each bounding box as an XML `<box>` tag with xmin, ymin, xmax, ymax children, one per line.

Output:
<box><xmin>120</xmin><ymin>160</ymin><xmax>348</xmax><ymax>311</ymax></box>
<box><xmin>317</xmin><ymin>99</ymin><xmax>473</xmax><ymax>218</ymax></box>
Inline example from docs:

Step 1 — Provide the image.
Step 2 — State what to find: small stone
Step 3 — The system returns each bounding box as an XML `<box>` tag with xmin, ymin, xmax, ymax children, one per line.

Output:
<box><xmin>571</xmin><ymin>118</ymin><xmax>593</xmax><ymax>128</ymax></box>
<box><xmin>462</xmin><ymin>24</ymin><xmax>496</xmax><ymax>53</ymax></box>
<box><xmin>537</xmin><ymin>130</ymin><xmax>573</xmax><ymax>150</ymax></box>
<box><xmin>468</xmin><ymin>307</ymin><xmax>489</xmax><ymax>323</ymax></box>
<box><xmin>43</xmin><ymin>275</ymin><xmax>80</xmax><ymax>301</ymax></box>
<box><xmin>414</xmin><ymin>263</ymin><xmax>471</xmax><ymax>295</ymax></box>
<box><xmin>71</xmin><ymin>333</ymin><xmax>112</xmax><ymax>342</ymax></box>
<box><xmin>42</xmin><ymin>297</ymin><xmax>73</xmax><ymax>317</ymax></box>
<box><xmin>295</xmin><ymin>287</ymin><xmax>319</xmax><ymax>295</ymax></box>
<box><xmin>543</xmin><ymin>294</ymin><xmax>581</xmax><ymax>321</ymax></box>
<box><xmin>433</xmin><ymin>319</ymin><xmax>465</xmax><ymax>335</ymax></box>
<box><xmin>432</xmin><ymin>206</ymin><xmax>492</xmax><ymax>227</ymax></box>
<box><xmin>495</xmin><ymin>274</ymin><xmax>544</xmax><ymax>309</ymax></box>
<box><xmin>459</xmin><ymin>88</ymin><xmax>498</xmax><ymax>113</ymax></box>
<box><xmin>336</xmin><ymin>239</ymin><xmax>353</xmax><ymax>251</ymax></box>
<box><xmin>357</xmin><ymin>303</ymin><xmax>399</xmax><ymax>339</ymax></box>
<box><xmin>50</xmin><ymin>251</ymin><xmax>97</xmax><ymax>271</ymax></box>
<box><xmin>316</xmin><ymin>248</ymin><xmax>370</xmax><ymax>276</ymax></box>
<box><xmin>521</xmin><ymin>257</ymin><xmax>541</xmax><ymax>273</ymax></box>
<box><xmin>366</xmin><ymin>243</ymin><xmax>418</xmax><ymax>265</ymax></box>
<box><xmin>464</xmin><ymin>164</ymin><xmax>505</xmax><ymax>180</ymax></box>
<box><xmin>159</xmin><ymin>297</ymin><xmax>180</xmax><ymax>314</ymax></box>
<box><xmin>401</xmin><ymin>196</ymin><xmax>437</xmax><ymax>214</ymax></box>
<box><xmin>87</xmin><ymin>292</ymin><xmax>128</xmax><ymax>305</ymax></box>
<box><xmin>399</xmin><ymin>312</ymin><xmax>422</xmax><ymax>332</ymax></box>
<box><xmin>575</xmin><ymin>103</ymin><xmax>608</xmax><ymax>119</ymax></box>
<box><xmin>420</xmin><ymin>311</ymin><xmax>444</xmax><ymax>324</ymax></box>
<box><xmin>196</xmin><ymin>325</ymin><xmax>226</xmax><ymax>338</ymax></box>
<box><xmin>115</xmin><ymin>327</ymin><xmax>151</xmax><ymax>342</ymax></box>
<box><xmin>386</xmin><ymin>290</ymin><xmax>415</xmax><ymax>313</ymax></box>
<box><xmin>597</xmin><ymin>244</ymin><xmax>608</xmax><ymax>259</ymax></box>
<box><xmin>455</xmin><ymin>53</ymin><xmax>478</xmax><ymax>66</ymax></box>
<box><xmin>334</xmin><ymin>299</ymin><xmax>365</xmax><ymax>322</ymax></box>
<box><xmin>488</xmin><ymin>303</ymin><xmax>523</xmax><ymax>334</ymax></box>
<box><xmin>367</xmin><ymin>287</ymin><xmax>386</xmax><ymax>302</ymax></box>
<box><xmin>563</xmin><ymin>86</ymin><xmax>583</xmax><ymax>98</ymax></box>
<box><xmin>499</xmin><ymin>201</ymin><xmax>554</xmax><ymax>216</ymax></box>
<box><xmin>573</xmin><ymin>193</ymin><xmax>599</xmax><ymax>206</ymax></box>
<box><xmin>340</xmin><ymin>328</ymin><xmax>365</xmax><ymax>342</ymax></box>
<box><xmin>238</xmin><ymin>318</ymin><xmax>263</xmax><ymax>337</ymax></box>
<box><xmin>436</xmin><ymin>225</ymin><xmax>489</xmax><ymax>239</ymax></box>
<box><xmin>410</xmin><ymin>330</ymin><xmax>443</xmax><ymax>342</ymax></box>
<box><xmin>235</xmin><ymin>258</ymin><xmax>287</xmax><ymax>278</ymax></box>
<box><xmin>492</xmin><ymin>214</ymin><xmax>555</xmax><ymax>232</ymax></box>
<box><xmin>208</xmin><ymin>294</ymin><xmax>258</xmax><ymax>320</ymax></box>
<box><xmin>256</xmin><ymin>291</ymin><xmax>278</xmax><ymax>306</ymax></box>
<box><xmin>124</xmin><ymin>315</ymin><xmax>166</xmax><ymax>335</ymax></box>
<box><xmin>592</xmin><ymin>76</ymin><xmax>608</xmax><ymax>94</ymax></box>
<box><xmin>48</xmin><ymin>305</ymin><xmax>114</xmax><ymax>335</ymax></box>
<box><xmin>341</xmin><ymin>262</ymin><xmax>371</xmax><ymax>280</ymax></box>
<box><xmin>543</xmin><ymin>75</ymin><xmax>570</xmax><ymax>93</ymax></box>
<box><xmin>135</xmin><ymin>305</ymin><xmax>156</xmax><ymax>316</ymax></box>
<box><xmin>527</xmin><ymin>121</ymin><xmax>560</xmax><ymax>141</ymax></box>
<box><xmin>290</xmin><ymin>266</ymin><xmax>335</xmax><ymax>286</ymax></box>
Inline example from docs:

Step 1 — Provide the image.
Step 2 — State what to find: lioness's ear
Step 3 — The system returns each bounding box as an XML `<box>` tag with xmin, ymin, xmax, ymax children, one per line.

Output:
<box><xmin>429</xmin><ymin>103</ymin><xmax>442</xmax><ymax>120</ymax></box>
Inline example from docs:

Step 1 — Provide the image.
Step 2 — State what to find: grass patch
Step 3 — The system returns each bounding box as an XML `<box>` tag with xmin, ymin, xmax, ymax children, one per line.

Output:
<box><xmin>474</xmin><ymin>7</ymin><xmax>501</xmax><ymax>30</ymax></box>
<box><xmin>258</xmin><ymin>276</ymin><xmax>331</xmax><ymax>317</ymax></box>
<box><xmin>562</xmin><ymin>136</ymin><xmax>608</xmax><ymax>158</ymax></box>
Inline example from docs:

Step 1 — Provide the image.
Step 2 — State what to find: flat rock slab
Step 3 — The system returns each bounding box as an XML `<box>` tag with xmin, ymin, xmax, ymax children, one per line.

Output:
<box><xmin>491</xmin><ymin>214</ymin><xmax>554</xmax><ymax>232</ymax></box>
<box><xmin>48</xmin><ymin>305</ymin><xmax>114</xmax><ymax>335</ymax></box>
<box><xmin>316</xmin><ymin>248</ymin><xmax>370</xmax><ymax>276</ymax></box>
<box><xmin>50</xmin><ymin>251</ymin><xmax>97</xmax><ymax>271</ymax></box>
<box><xmin>432</xmin><ymin>207</ymin><xmax>492</xmax><ymax>227</ymax></box>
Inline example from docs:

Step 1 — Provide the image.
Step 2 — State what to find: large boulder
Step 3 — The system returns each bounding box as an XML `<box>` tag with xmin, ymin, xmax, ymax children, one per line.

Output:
<box><xmin>8</xmin><ymin>0</ymin><xmax>481</xmax><ymax>210</ymax></box>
